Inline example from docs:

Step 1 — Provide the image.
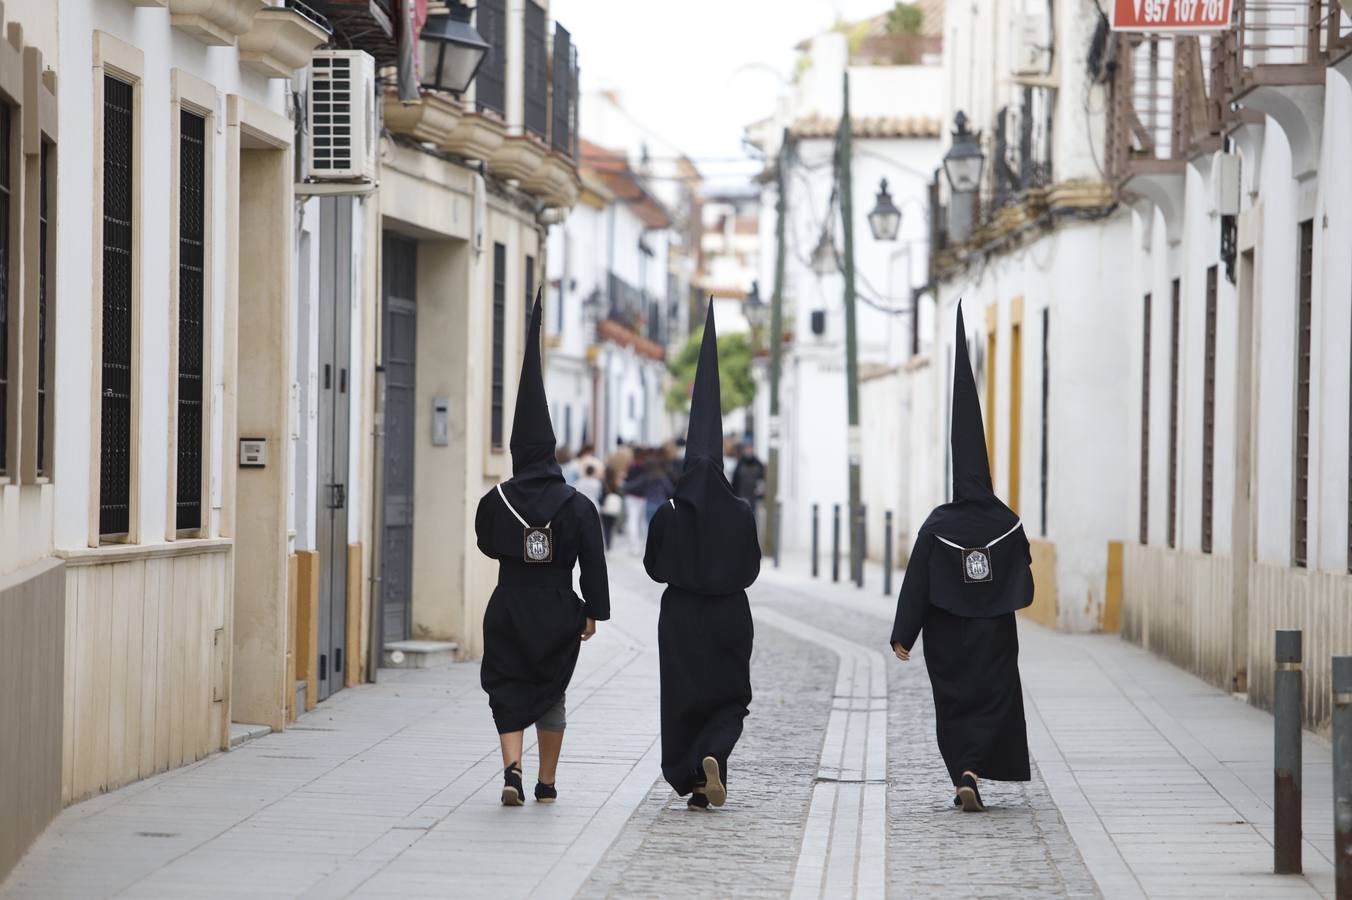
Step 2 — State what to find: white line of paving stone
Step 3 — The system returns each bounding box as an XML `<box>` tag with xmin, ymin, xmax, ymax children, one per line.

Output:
<box><xmin>751</xmin><ymin>606</ymin><xmax>888</xmax><ymax>900</ymax></box>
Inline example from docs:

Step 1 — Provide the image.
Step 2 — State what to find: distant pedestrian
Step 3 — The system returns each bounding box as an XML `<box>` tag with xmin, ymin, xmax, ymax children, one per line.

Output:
<box><xmin>558</xmin><ymin>447</ymin><xmax>578</xmax><ymax>485</ymax></box>
<box><xmin>599</xmin><ymin>480</ymin><xmax>623</xmax><ymax>550</ymax></box>
<box><xmin>575</xmin><ymin>461</ymin><xmax>604</xmax><ymax>512</ymax></box>
<box><xmin>475</xmin><ymin>295</ymin><xmax>609</xmax><ymax>807</ymax></box>
<box><xmin>889</xmin><ymin>302</ymin><xmax>1032</xmax><ymax>813</ymax></box>
<box><xmin>644</xmin><ymin>304</ymin><xmax>759</xmax><ymax>810</ymax></box>
<box><xmin>730</xmin><ymin>439</ymin><xmax>765</xmax><ymax>515</ymax></box>
<box><xmin>622</xmin><ymin>450</ymin><xmax>649</xmax><ymax>554</ymax></box>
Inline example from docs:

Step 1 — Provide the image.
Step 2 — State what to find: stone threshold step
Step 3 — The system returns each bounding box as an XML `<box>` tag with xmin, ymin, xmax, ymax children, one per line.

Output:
<box><xmin>228</xmin><ymin>722</ymin><xmax>273</xmax><ymax>749</ymax></box>
<box><xmin>383</xmin><ymin>639</ymin><xmax>459</xmax><ymax>669</ymax></box>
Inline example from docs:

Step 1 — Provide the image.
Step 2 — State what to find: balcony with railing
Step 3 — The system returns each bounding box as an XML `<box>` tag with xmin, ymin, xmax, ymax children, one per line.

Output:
<box><xmin>596</xmin><ymin>272</ymin><xmax>666</xmax><ymax>360</ymax></box>
<box><xmin>312</xmin><ymin>0</ymin><xmax>398</xmax><ymax>64</ymax></box>
<box><xmin>381</xmin><ymin>0</ymin><xmax>582</xmax><ymax>209</ymax></box>
<box><xmin>1230</xmin><ymin>0</ymin><xmax>1352</xmax><ymax>92</ymax></box>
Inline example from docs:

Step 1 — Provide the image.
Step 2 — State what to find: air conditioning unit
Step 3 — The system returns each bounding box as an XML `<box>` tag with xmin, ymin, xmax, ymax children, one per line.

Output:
<box><xmin>1011</xmin><ymin>11</ymin><xmax>1051</xmax><ymax>76</ymax></box>
<box><xmin>304</xmin><ymin>50</ymin><xmax>377</xmax><ymax>183</ymax></box>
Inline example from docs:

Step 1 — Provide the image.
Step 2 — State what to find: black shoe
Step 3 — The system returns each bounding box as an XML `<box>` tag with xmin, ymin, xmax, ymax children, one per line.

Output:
<box><xmin>953</xmin><ymin>793</ymin><xmax>962</xmax><ymax>807</ymax></box>
<box><xmin>701</xmin><ymin>756</ymin><xmax>727</xmax><ymax>808</ymax></box>
<box><xmin>687</xmin><ymin>792</ymin><xmax>710</xmax><ymax>810</ymax></box>
<box><xmin>535</xmin><ymin>781</ymin><xmax>557</xmax><ymax>803</ymax></box>
<box><xmin>501</xmin><ymin>764</ymin><xmax>524</xmax><ymax>807</ymax></box>
<box><xmin>956</xmin><ymin>773</ymin><xmax>985</xmax><ymax>812</ymax></box>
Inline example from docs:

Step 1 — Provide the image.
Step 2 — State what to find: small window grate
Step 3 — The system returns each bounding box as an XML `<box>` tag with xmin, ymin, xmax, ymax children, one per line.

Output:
<box><xmin>101</xmin><ymin>76</ymin><xmax>134</xmax><ymax>537</ymax></box>
<box><xmin>523</xmin><ymin>2</ymin><xmax>547</xmax><ymax>138</ymax></box>
<box><xmin>1166</xmin><ymin>280</ymin><xmax>1180</xmax><ymax>549</ymax></box>
<box><xmin>36</xmin><ymin>141</ymin><xmax>49</xmax><ymax>477</ymax></box>
<box><xmin>475</xmin><ymin>0</ymin><xmax>506</xmax><ymax>117</ymax></box>
<box><xmin>177</xmin><ymin>110</ymin><xmax>206</xmax><ymax>532</ymax></box>
<box><xmin>1294</xmin><ymin>220</ymin><xmax>1313</xmax><ymax>568</ymax></box>
<box><xmin>0</xmin><ymin>105</ymin><xmax>10</xmax><ymax>478</ymax></box>
<box><xmin>490</xmin><ymin>242</ymin><xmax>506</xmax><ymax>450</ymax></box>
<box><xmin>1201</xmin><ymin>266</ymin><xmax>1218</xmax><ymax>554</ymax></box>
<box><xmin>1039</xmin><ymin>307</ymin><xmax>1049</xmax><ymax>538</ymax></box>
<box><xmin>1139</xmin><ymin>293</ymin><xmax>1152</xmax><ymax>545</ymax></box>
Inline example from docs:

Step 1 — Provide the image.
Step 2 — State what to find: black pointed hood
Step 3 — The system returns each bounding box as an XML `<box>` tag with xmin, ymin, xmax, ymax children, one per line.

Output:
<box><xmin>951</xmin><ymin>301</ymin><xmax>994</xmax><ymax>501</ymax></box>
<box><xmin>684</xmin><ymin>302</ymin><xmax>723</xmax><ymax>463</ymax></box>
<box><xmin>501</xmin><ymin>291</ymin><xmax>573</xmax><ymax>524</ymax></box>
<box><xmin>654</xmin><ymin>300</ymin><xmax>762</xmax><ymax>594</ymax></box>
<box><xmin>909</xmin><ymin>300</ymin><xmax>1031</xmax><ymax>620</ymax></box>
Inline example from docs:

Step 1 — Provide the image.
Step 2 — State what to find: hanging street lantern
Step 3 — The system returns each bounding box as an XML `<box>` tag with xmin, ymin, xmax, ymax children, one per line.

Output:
<box><xmin>419</xmin><ymin>1</ymin><xmax>490</xmax><ymax>95</ymax></box>
<box><xmin>810</xmin><ymin>229</ymin><xmax>838</xmax><ymax>275</ymax></box>
<box><xmin>867</xmin><ymin>178</ymin><xmax>902</xmax><ymax>241</ymax></box>
<box><xmin>942</xmin><ymin>111</ymin><xmax>985</xmax><ymax>194</ymax></box>
<box><xmin>742</xmin><ymin>280</ymin><xmax>768</xmax><ymax>331</ymax></box>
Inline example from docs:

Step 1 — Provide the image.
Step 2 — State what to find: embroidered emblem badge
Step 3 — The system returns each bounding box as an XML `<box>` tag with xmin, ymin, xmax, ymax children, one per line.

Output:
<box><xmin>963</xmin><ymin>548</ymin><xmax>993</xmax><ymax>583</ymax></box>
<box><xmin>524</xmin><ymin>526</ymin><xmax>554</xmax><ymax>564</ymax></box>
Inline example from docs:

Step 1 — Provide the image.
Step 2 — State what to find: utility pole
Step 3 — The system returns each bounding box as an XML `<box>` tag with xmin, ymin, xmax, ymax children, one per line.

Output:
<box><xmin>764</xmin><ymin>128</ymin><xmax>789</xmax><ymax>559</ymax></box>
<box><xmin>839</xmin><ymin>72</ymin><xmax>862</xmax><ymax>583</ymax></box>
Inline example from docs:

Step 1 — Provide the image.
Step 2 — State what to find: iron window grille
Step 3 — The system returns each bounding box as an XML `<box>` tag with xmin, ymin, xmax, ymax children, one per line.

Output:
<box><xmin>524</xmin><ymin>254</ymin><xmax>535</xmax><ymax>351</ymax></box>
<box><xmin>0</xmin><ymin>105</ymin><xmax>10</xmax><ymax>479</ymax></box>
<box><xmin>474</xmin><ymin>0</ymin><xmax>506</xmax><ymax>117</ymax></box>
<box><xmin>1040</xmin><ymin>307</ymin><xmax>1049</xmax><ymax>538</ymax></box>
<box><xmin>523</xmin><ymin>1</ymin><xmax>547</xmax><ymax>139</ymax></box>
<box><xmin>1166</xmin><ymin>279</ymin><xmax>1180</xmax><ymax>550</ymax></box>
<box><xmin>101</xmin><ymin>75</ymin><xmax>134</xmax><ymax>538</ymax></box>
<box><xmin>1294</xmin><ymin>220</ymin><xmax>1313</xmax><ymax>568</ymax></box>
<box><xmin>550</xmin><ymin>24</ymin><xmax>577</xmax><ymax>157</ymax></box>
<box><xmin>490</xmin><ymin>241</ymin><xmax>506</xmax><ymax>450</ymax></box>
<box><xmin>1139</xmin><ymin>293</ymin><xmax>1151</xmax><ymax>545</ymax></box>
<box><xmin>36</xmin><ymin>141</ymin><xmax>49</xmax><ymax>477</ymax></box>
<box><xmin>177</xmin><ymin>110</ymin><xmax>206</xmax><ymax>532</ymax></box>
<box><xmin>1201</xmin><ymin>266</ymin><xmax>1218</xmax><ymax>554</ymax></box>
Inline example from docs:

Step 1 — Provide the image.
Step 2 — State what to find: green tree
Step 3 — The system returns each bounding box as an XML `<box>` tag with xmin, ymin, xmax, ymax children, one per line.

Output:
<box><xmin>885</xmin><ymin>3</ymin><xmax>925</xmax><ymax>35</ymax></box>
<box><xmin>665</xmin><ymin>328</ymin><xmax>756</xmax><ymax>415</ymax></box>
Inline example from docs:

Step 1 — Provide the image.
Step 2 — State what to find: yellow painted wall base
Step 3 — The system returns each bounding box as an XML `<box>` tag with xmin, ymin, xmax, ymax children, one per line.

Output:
<box><xmin>295</xmin><ymin>551</ymin><xmax>320</xmax><ymax>713</ymax></box>
<box><xmin>1021</xmin><ymin>538</ymin><xmax>1058</xmax><ymax>628</ymax></box>
<box><xmin>1102</xmin><ymin>541</ymin><xmax>1123</xmax><ymax>633</ymax></box>
<box><xmin>346</xmin><ymin>544</ymin><xmax>362</xmax><ymax>688</ymax></box>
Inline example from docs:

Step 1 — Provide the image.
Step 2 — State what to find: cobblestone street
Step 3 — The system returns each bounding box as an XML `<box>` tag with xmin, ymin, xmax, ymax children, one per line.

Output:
<box><xmin>1</xmin><ymin>554</ymin><xmax>1337</xmax><ymax>899</ymax></box>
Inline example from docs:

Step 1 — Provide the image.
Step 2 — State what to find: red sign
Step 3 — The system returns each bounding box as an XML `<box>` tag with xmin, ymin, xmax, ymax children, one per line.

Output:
<box><xmin>1110</xmin><ymin>0</ymin><xmax>1233</xmax><ymax>31</ymax></box>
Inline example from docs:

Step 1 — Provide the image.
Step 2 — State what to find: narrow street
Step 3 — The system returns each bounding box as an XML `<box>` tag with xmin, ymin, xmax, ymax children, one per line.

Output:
<box><xmin>1</xmin><ymin>555</ymin><xmax>1334</xmax><ymax>899</ymax></box>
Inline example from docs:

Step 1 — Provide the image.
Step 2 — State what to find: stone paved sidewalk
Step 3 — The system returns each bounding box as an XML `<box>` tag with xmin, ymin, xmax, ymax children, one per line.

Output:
<box><xmin>1</xmin><ymin>551</ymin><xmax>1337</xmax><ymax>898</ymax></box>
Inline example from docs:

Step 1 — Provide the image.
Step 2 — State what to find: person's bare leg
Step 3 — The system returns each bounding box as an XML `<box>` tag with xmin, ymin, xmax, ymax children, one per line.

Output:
<box><xmin>537</xmin><ymin>727</ymin><xmax>564</xmax><ymax>783</ymax></box>
<box><xmin>499</xmin><ymin>731</ymin><xmax>524</xmax><ymax>768</ymax></box>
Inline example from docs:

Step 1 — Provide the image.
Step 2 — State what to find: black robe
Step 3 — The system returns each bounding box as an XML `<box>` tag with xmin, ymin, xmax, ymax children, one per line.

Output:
<box><xmin>891</xmin><ymin>525</ymin><xmax>1032</xmax><ymax>785</ymax></box>
<box><xmin>477</xmin><ymin>487</ymin><xmax>610</xmax><ymax>734</ymax></box>
<box><xmin>644</xmin><ymin>457</ymin><xmax>760</xmax><ymax>796</ymax></box>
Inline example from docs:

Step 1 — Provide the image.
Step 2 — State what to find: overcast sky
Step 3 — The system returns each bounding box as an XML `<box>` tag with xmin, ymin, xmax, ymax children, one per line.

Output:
<box><xmin>550</xmin><ymin>0</ymin><xmax>904</xmax><ymax>186</ymax></box>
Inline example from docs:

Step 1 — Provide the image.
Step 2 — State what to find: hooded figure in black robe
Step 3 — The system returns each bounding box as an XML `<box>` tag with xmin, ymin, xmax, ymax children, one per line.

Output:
<box><xmin>476</xmin><ymin>293</ymin><xmax>609</xmax><ymax>805</ymax></box>
<box><xmin>644</xmin><ymin>303</ymin><xmax>760</xmax><ymax>809</ymax></box>
<box><xmin>890</xmin><ymin>301</ymin><xmax>1033</xmax><ymax>812</ymax></box>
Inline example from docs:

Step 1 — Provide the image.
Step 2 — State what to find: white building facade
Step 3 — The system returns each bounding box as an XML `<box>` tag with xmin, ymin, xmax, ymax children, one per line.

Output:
<box><xmin>1110</xmin><ymin>6</ymin><xmax>1352</xmax><ymax>731</ymax></box>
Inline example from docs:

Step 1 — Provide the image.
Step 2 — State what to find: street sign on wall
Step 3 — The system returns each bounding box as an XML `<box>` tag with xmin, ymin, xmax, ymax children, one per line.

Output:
<box><xmin>1110</xmin><ymin>0</ymin><xmax>1234</xmax><ymax>31</ymax></box>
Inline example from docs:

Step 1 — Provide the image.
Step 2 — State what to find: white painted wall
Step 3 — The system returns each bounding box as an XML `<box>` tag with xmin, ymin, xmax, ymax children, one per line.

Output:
<box><xmin>53</xmin><ymin>0</ymin><xmax>286</xmax><ymax>550</ymax></box>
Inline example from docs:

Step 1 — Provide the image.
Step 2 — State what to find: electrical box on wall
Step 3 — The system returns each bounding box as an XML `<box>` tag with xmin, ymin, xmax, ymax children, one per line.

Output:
<box><xmin>431</xmin><ymin>397</ymin><xmax>450</xmax><ymax>446</ymax></box>
<box><xmin>1211</xmin><ymin>152</ymin><xmax>1241</xmax><ymax>217</ymax></box>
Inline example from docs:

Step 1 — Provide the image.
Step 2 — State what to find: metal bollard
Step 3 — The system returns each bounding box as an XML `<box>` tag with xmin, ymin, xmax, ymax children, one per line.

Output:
<box><xmin>773</xmin><ymin>501</ymin><xmax>782</xmax><ymax>569</ymax></box>
<box><xmin>858</xmin><ymin>504</ymin><xmax>868</xmax><ymax>589</ymax></box>
<box><xmin>1334</xmin><ymin>656</ymin><xmax>1352</xmax><ymax>897</ymax></box>
<box><xmin>1274</xmin><ymin>629</ymin><xmax>1303</xmax><ymax>875</ymax></box>
<box><xmin>832</xmin><ymin>504</ymin><xmax>841</xmax><ymax>583</ymax></box>
<box><xmin>883</xmin><ymin>511</ymin><xmax>893</xmax><ymax>596</ymax></box>
<box><xmin>811</xmin><ymin>503</ymin><xmax>820</xmax><ymax>578</ymax></box>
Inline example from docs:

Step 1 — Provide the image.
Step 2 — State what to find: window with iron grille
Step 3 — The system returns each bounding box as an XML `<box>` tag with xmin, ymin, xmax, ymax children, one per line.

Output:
<box><xmin>1294</xmin><ymin>219</ymin><xmax>1313</xmax><ymax>568</ymax></box>
<box><xmin>490</xmin><ymin>242</ymin><xmax>506</xmax><ymax>450</ymax></box>
<box><xmin>101</xmin><ymin>75</ymin><xmax>134</xmax><ymax>537</ymax></box>
<box><xmin>1201</xmin><ymin>265</ymin><xmax>1218</xmax><ymax>554</ymax></box>
<box><xmin>523</xmin><ymin>1</ymin><xmax>547</xmax><ymax>139</ymax></box>
<box><xmin>1139</xmin><ymin>293</ymin><xmax>1151</xmax><ymax>545</ymax></box>
<box><xmin>36</xmin><ymin>141</ymin><xmax>50</xmax><ymax>477</ymax></box>
<box><xmin>1040</xmin><ymin>307</ymin><xmax>1049</xmax><ymax>537</ymax></box>
<box><xmin>177</xmin><ymin>110</ymin><xmax>206</xmax><ymax>532</ymax></box>
<box><xmin>524</xmin><ymin>253</ymin><xmax>535</xmax><ymax>351</ymax></box>
<box><xmin>551</xmin><ymin>25</ymin><xmax>573</xmax><ymax>155</ymax></box>
<box><xmin>475</xmin><ymin>0</ymin><xmax>506</xmax><ymax>117</ymax></box>
<box><xmin>0</xmin><ymin>105</ymin><xmax>10</xmax><ymax>479</ymax></box>
<box><xmin>1166</xmin><ymin>279</ymin><xmax>1180</xmax><ymax>549</ymax></box>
